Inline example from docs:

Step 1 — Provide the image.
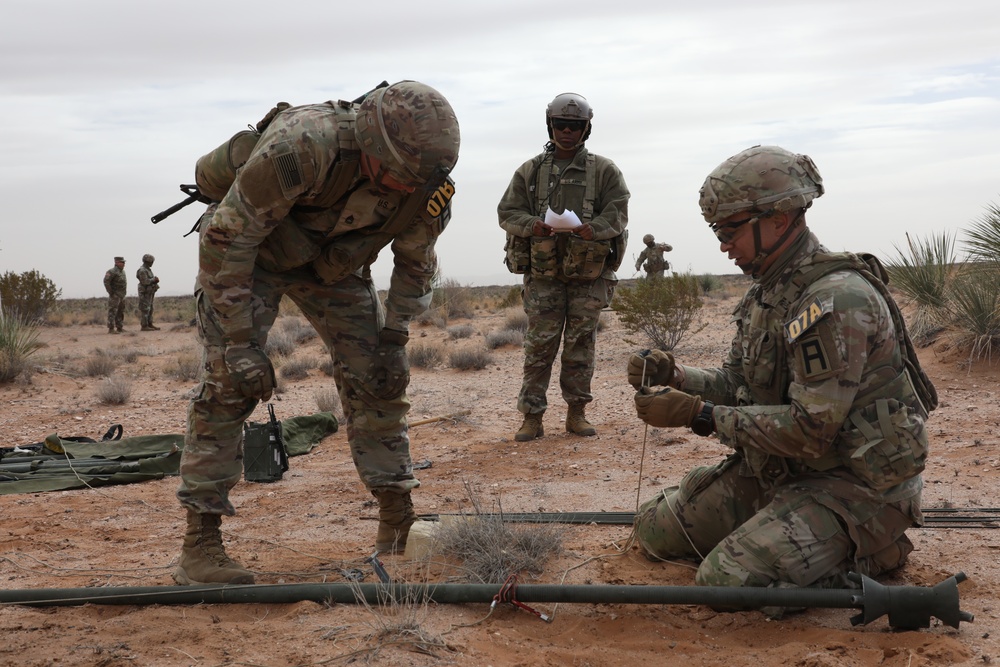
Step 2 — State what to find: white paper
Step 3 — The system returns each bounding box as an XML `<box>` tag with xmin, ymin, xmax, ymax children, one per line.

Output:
<box><xmin>544</xmin><ymin>207</ymin><xmax>582</xmax><ymax>231</ymax></box>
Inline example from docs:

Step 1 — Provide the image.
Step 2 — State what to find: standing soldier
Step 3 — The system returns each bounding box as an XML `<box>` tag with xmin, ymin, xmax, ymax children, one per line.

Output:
<box><xmin>498</xmin><ymin>92</ymin><xmax>629</xmax><ymax>441</ymax></box>
<box><xmin>103</xmin><ymin>256</ymin><xmax>127</xmax><ymax>334</ymax></box>
<box><xmin>634</xmin><ymin>233</ymin><xmax>673</xmax><ymax>279</ymax></box>
<box><xmin>626</xmin><ymin>146</ymin><xmax>935</xmax><ymax>602</ymax></box>
<box><xmin>136</xmin><ymin>254</ymin><xmax>161</xmax><ymax>331</ymax></box>
<box><xmin>173</xmin><ymin>81</ymin><xmax>460</xmax><ymax>586</ymax></box>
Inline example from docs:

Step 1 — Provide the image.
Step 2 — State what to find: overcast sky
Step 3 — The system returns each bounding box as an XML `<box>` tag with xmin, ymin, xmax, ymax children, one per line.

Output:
<box><xmin>2</xmin><ymin>0</ymin><xmax>998</xmax><ymax>299</ymax></box>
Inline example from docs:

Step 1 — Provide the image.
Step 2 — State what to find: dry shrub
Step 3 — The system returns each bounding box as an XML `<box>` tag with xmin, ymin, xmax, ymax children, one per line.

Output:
<box><xmin>447</xmin><ymin>324</ymin><xmax>475</xmax><ymax>340</ymax></box>
<box><xmin>408</xmin><ymin>342</ymin><xmax>443</xmax><ymax>369</ymax></box>
<box><xmin>0</xmin><ymin>314</ymin><xmax>44</xmax><ymax>383</ymax></box>
<box><xmin>431</xmin><ymin>483</ymin><xmax>564</xmax><ymax>584</ymax></box>
<box><xmin>265</xmin><ymin>329</ymin><xmax>296</xmax><ymax>357</ymax></box>
<box><xmin>84</xmin><ymin>352</ymin><xmax>119</xmax><ymax>377</ymax></box>
<box><xmin>279</xmin><ymin>316</ymin><xmax>318</xmax><ymax>344</ymax></box>
<box><xmin>280</xmin><ymin>356</ymin><xmax>317</xmax><ymax>380</ymax></box>
<box><xmin>164</xmin><ymin>351</ymin><xmax>201</xmax><ymax>381</ymax></box>
<box><xmin>501</xmin><ymin>309</ymin><xmax>528</xmax><ymax>334</ymax></box>
<box><xmin>313</xmin><ymin>385</ymin><xmax>343</xmax><ymax>418</ymax></box>
<box><xmin>318</xmin><ymin>357</ymin><xmax>337</xmax><ymax>377</ymax></box>
<box><xmin>485</xmin><ymin>329</ymin><xmax>523</xmax><ymax>349</ymax></box>
<box><xmin>448</xmin><ymin>344</ymin><xmax>493</xmax><ymax>371</ymax></box>
<box><xmin>96</xmin><ymin>375</ymin><xmax>132</xmax><ymax>405</ymax></box>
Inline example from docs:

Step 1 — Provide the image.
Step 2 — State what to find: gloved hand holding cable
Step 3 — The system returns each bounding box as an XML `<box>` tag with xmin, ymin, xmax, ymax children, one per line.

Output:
<box><xmin>627</xmin><ymin>349</ymin><xmax>676</xmax><ymax>389</ymax></box>
<box><xmin>634</xmin><ymin>386</ymin><xmax>703</xmax><ymax>429</ymax></box>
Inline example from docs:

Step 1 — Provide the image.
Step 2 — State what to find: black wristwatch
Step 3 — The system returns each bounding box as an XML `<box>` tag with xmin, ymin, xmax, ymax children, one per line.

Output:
<box><xmin>690</xmin><ymin>401</ymin><xmax>715</xmax><ymax>437</ymax></box>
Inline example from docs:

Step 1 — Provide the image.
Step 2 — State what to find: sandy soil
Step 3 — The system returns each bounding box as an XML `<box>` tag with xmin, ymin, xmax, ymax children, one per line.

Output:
<box><xmin>1</xmin><ymin>291</ymin><xmax>997</xmax><ymax>667</ymax></box>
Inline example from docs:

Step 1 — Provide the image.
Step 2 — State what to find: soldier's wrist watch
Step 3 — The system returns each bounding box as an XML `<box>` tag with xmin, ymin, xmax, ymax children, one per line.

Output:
<box><xmin>690</xmin><ymin>401</ymin><xmax>715</xmax><ymax>437</ymax></box>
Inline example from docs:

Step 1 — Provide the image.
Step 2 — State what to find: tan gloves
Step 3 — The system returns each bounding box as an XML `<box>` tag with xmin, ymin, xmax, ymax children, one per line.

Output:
<box><xmin>634</xmin><ymin>387</ymin><xmax>702</xmax><ymax>428</ymax></box>
<box><xmin>627</xmin><ymin>349</ymin><xmax>676</xmax><ymax>389</ymax></box>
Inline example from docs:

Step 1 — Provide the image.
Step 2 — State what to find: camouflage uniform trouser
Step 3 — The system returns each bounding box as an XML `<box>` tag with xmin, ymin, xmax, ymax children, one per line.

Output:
<box><xmin>635</xmin><ymin>454</ymin><xmax>918</xmax><ymax>588</ymax></box>
<box><xmin>138</xmin><ymin>290</ymin><xmax>155</xmax><ymax>328</ymax></box>
<box><xmin>517</xmin><ymin>274</ymin><xmax>615</xmax><ymax>414</ymax></box>
<box><xmin>107</xmin><ymin>293</ymin><xmax>125</xmax><ymax>331</ymax></box>
<box><xmin>177</xmin><ymin>268</ymin><xmax>417</xmax><ymax>516</ymax></box>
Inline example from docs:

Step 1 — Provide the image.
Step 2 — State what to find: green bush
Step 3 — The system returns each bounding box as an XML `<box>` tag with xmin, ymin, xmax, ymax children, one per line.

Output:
<box><xmin>612</xmin><ymin>272</ymin><xmax>703</xmax><ymax>350</ymax></box>
<box><xmin>0</xmin><ymin>313</ymin><xmax>44</xmax><ymax>383</ymax></box>
<box><xmin>0</xmin><ymin>269</ymin><xmax>62</xmax><ymax>321</ymax></box>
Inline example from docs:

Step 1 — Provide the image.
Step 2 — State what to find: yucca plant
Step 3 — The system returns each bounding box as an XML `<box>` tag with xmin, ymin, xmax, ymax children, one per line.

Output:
<box><xmin>962</xmin><ymin>201</ymin><xmax>1000</xmax><ymax>265</ymax></box>
<box><xmin>945</xmin><ymin>268</ymin><xmax>1000</xmax><ymax>364</ymax></box>
<box><xmin>886</xmin><ymin>231</ymin><xmax>956</xmax><ymax>343</ymax></box>
<box><xmin>0</xmin><ymin>312</ymin><xmax>44</xmax><ymax>382</ymax></box>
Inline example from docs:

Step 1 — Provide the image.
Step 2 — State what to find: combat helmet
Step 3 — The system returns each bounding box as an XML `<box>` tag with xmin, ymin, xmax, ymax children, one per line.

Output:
<box><xmin>142</xmin><ymin>254</ymin><xmax>155</xmax><ymax>265</ymax></box>
<box><xmin>546</xmin><ymin>93</ymin><xmax>593</xmax><ymax>146</ymax></box>
<box><xmin>642</xmin><ymin>234</ymin><xmax>655</xmax><ymax>245</ymax></box>
<box><xmin>355</xmin><ymin>81</ymin><xmax>460</xmax><ymax>187</ymax></box>
<box><xmin>698</xmin><ymin>145</ymin><xmax>823</xmax><ymax>225</ymax></box>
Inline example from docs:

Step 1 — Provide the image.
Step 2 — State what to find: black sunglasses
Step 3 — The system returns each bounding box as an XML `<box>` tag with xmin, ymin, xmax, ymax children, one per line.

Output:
<box><xmin>551</xmin><ymin>119</ymin><xmax>587</xmax><ymax>132</ymax></box>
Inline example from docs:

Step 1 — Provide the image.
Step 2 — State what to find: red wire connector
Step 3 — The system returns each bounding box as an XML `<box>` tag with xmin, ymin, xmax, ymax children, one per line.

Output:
<box><xmin>491</xmin><ymin>574</ymin><xmax>551</xmax><ymax>622</ymax></box>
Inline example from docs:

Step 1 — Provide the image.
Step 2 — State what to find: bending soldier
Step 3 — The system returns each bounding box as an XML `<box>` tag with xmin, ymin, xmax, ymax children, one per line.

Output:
<box><xmin>175</xmin><ymin>81</ymin><xmax>460</xmax><ymax>586</ymax></box>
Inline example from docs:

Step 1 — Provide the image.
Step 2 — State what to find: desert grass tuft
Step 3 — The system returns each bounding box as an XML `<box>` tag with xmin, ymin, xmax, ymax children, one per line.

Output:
<box><xmin>408</xmin><ymin>343</ymin><xmax>444</xmax><ymax>369</ymax></box>
<box><xmin>96</xmin><ymin>375</ymin><xmax>133</xmax><ymax>405</ymax></box>
<box><xmin>448</xmin><ymin>345</ymin><xmax>493</xmax><ymax>371</ymax></box>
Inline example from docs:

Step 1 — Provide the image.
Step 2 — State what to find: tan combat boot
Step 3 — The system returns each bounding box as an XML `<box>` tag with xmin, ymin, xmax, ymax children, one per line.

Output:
<box><xmin>173</xmin><ymin>510</ymin><xmax>255</xmax><ymax>585</ymax></box>
<box><xmin>372</xmin><ymin>489</ymin><xmax>417</xmax><ymax>554</ymax></box>
<box><xmin>566</xmin><ymin>404</ymin><xmax>597</xmax><ymax>436</ymax></box>
<box><xmin>514</xmin><ymin>412</ymin><xmax>545</xmax><ymax>442</ymax></box>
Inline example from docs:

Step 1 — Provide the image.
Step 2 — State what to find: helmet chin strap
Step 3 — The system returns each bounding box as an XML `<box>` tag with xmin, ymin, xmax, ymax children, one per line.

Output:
<box><xmin>745</xmin><ymin>208</ymin><xmax>806</xmax><ymax>277</ymax></box>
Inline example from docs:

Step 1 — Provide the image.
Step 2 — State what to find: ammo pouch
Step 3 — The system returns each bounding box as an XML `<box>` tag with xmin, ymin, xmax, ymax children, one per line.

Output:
<box><xmin>563</xmin><ymin>236</ymin><xmax>611</xmax><ymax>280</ymax></box>
<box><xmin>504</xmin><ymin>234</ymin><xmax>531</xmax><ymax>274</ymax></box>
<box><xmin>242</xmin><ymin>406</ymin><xmax>289</xmax><ymax>483</ymax></box>
<box><xmin>529</xmin><ymin>236</ymin><xmax>560</xmax><ymax>277</ymax></box>
<box><xmin>836</xmin><ymin>398</ymin><xmax>927</xmax><ymax>491</ymax></box>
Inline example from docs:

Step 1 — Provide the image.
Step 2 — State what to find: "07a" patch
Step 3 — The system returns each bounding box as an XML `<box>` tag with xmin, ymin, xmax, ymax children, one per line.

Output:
<box><xmin>784</xmin><ymin>297</ymin><xmax>831</xmax><ymax>344</ymax></box>
<box><xmin>426</xmin><ymin>180</ymin><xmax>456</xmax><ymax>217</ymax></box>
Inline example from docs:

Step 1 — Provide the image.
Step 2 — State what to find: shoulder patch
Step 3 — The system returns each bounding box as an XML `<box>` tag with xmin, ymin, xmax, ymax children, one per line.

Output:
<box><xmin>784</xmin><ymin>296</ymin><xmax>832</xmax><ymax>344</ymax></box>
<box><xmin>795</xmin><ymin>333</ymin><xmax>836</xmax><ymax>381</ymax></box>
<box><xmin>426</xmin><ymin>179</ymin><xmax>456</xmax><ymax>217</ymax></box>
<box><xmin>271</xmin><ymin>145</ymin><xmax>304</xmax><ymax>195</ymax></box>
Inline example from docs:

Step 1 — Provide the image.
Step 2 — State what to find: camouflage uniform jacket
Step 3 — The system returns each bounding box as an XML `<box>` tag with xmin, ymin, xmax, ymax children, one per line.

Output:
<box><xmin>103</xmin><ymin>266</ymin><xmax>127</xmax><ymax>297</ymax></box>
<box><xmin>498</xmin><ymin>147</ymin><xmax>629</xmax><ymax>280</ymax></box>
<box><xmin>199</xmin><ymin>103</ymin><xmax>452</xmax><ymax>344</ymax></box>
<box><xmin>679</xmin><ymin>231</ymin><xmax>929</xmax><ymax>504</ymax></box>
<box><xmin>136</xmin><ymin>265</ymin><xmax>159</xmax><ymax>295</ymax></box>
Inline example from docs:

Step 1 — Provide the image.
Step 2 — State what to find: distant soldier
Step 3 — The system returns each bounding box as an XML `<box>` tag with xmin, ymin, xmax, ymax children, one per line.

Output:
<box><xmin>103</xmin><ymin>256</ymin><xmax>127</xmax><ymax>334</ymax></box>
<box><xmin>635</xmin><ymin>234</ymin><xmax>672</xmax><ymax>279</ymax></box>
<box><xmin>136</xmin><ymin>253</ymin><xmax>161</xmax><ymax>331</ymax></box>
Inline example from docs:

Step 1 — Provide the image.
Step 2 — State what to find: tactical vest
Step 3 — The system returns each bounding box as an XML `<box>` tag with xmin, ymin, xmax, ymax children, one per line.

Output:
<box><xmin>504</xmin><ymin>151</ymin><xmax>626</xmax><ymax>278</ymax></box>
<box><xmin>736</xmin><ymin>251</ymin><xmax>936</xmax><ymax>491</ymax></box>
